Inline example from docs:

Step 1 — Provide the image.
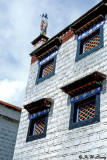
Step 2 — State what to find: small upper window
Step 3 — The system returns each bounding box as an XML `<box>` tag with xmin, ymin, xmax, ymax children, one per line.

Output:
<box><xmin>80</xmin><ymin>29</ymin><xmax>100</xmax><ymax>55</ymax></box>
<box><xmin>75</xmin><ymin>20</ymin><xmax>105</xmax><ymax>61</ymax></box>
<box><xmin>36</xmin><ymin>50</ymin><xmax>58</xmax><ymax>84</ymax></box>
<box><xmin>30</xmin><ymin>37</ymin><xmax>61</xmax><ymax>84</ymax></box>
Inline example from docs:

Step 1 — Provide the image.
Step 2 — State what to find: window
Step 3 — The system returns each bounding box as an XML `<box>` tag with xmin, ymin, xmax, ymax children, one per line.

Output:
<box><xmin>36</xmin><ymin>54</ymin><xmax>57</xmax><ymax>84</ymax></box>
<box><xmin>80</xmin><ymin>29</ymin><xmax>100</xmax><ymax>54</ymax></box>
<box><xmin>39</xmin><ymin>59</ymin><xmax>54</xmax><ymax>78</ymax></box>
<box><xmin>75</xmin><ymin>23</ymin><xmax>104</xmax><ymax>61</ymax></box>
<box><xmin>74</xmin><ymin>96</ymin><xmax>96</xmax><ymax>123</ymax></box>
<box><xmin>69</xmin><ymin>87</ymin><xmax>101</xmax><ymax>129</ymax></box>
<box><xmin>26</xmin><ymin>112</ymin><xmax>49</xmax><ymax>142</ymax></box>
<box><xmin>61</xmin><ymin>71</ymin><xmax>105</xmax><ymax>130</ymax></box>
<box><xmin>25</xmin><ymin>99</ymin><xmax>52</xmax><ymax>142</ymax></box>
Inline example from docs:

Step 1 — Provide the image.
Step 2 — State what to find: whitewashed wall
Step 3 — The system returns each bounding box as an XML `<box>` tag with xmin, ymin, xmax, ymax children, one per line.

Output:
<box><xmin>13</xmin><ymin>17</ymin><xmax>107</xmax><ymax>160</ymax></box>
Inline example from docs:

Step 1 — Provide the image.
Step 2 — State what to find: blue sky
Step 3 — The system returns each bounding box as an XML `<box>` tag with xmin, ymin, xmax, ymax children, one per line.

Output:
<box><xmin>0</xmin><ymin>0</ymin><xmax>101</xmax><ymax>107</ymax></box>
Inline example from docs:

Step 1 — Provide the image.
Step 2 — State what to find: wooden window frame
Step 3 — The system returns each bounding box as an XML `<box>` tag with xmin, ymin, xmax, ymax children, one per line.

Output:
<box><xmin>75</xmin><ymin>25</ymin><xmax>103</xmax><ymax>62</ymax></box>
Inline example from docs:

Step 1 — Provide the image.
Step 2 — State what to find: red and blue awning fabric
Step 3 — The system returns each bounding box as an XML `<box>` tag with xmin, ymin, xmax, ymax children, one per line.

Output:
<box><xmin>29</xmin><ymin>108</ymin><xmax>50</xmax><ymax>120</ymax></box>
<box><xmin>70</xmin><ymin>86</ymin><xmax>102</xmax><ymax>103</ymax></box>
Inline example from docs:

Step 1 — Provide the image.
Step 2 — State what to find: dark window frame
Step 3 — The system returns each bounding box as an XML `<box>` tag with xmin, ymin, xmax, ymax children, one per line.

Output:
<box><xmin>36</xmin><ymin>55</ymin><xmax>57</xmax><ymax>84</ymax></box>
<box><xmin>75</xmin><ymin>25</ymin><xmax>103</xmax><ymax>62</ymax></box>
<box><xmin>69</xmin><ymin>93</ymin><xmax>100</xmax><ymax>130</ymax></box>
<box><xmin>26</xmin><ymin>114</ymin><xmax>49</xmax><ymax>142</ymax></box>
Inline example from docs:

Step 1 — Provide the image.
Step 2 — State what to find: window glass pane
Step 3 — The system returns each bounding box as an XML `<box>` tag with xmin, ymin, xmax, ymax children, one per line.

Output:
<box><xmin>33</xmin><ymin>119</ymin><xmax>45</xmax><ymax>135</ymax></box>
<box><xmin>83</xmin><ymin>33</ymin><xmax>100</xmax><ymax>53</ymax></box>
<box><xmin>42</xmin><ymin>63</ymin><xmax>54</xmax><ymax>77</ymax></box>
<box><xmin>76</xmin><ymin>98</ymin><xmax>96</xmax><ymax>122</ymax></box>
<box><xmin>79</xmin><ymin>29</ymin><xmax>100</xmax><ymax>55</ymax></box>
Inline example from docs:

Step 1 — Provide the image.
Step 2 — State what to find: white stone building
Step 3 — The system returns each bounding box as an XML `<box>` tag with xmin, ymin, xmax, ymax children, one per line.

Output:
<box><xmin>13</xmin><ymin>1</ymin><xmax>107</xmax><ymax>160</ymax></box>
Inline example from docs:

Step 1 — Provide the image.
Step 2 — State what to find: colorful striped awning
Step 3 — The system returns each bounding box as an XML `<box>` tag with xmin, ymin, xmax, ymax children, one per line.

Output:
<box><xmin>70</xmin><ymin>86</ymin><xmax>102</xmax><ymax>103</ymax></box>
<box><xmin>77</xmin><ymin>19</ymin><xmax>105</xmax><ymax>40</ymax></box>
<box><xmin>29</xmin><ymin>108</ymin><xmax>50</xmax><ymax>120</ymax></box>
<box><xmin>24</xmin><ymin>98</ymin><xmax>52</xmax><ymax>112</ymax></box>
<box><xmin>75</xmin><ymin>14</ymin><xmax>104</xmax><ymax>35</ymax></box>
<box><xmin>39</xmin><ymin>50</ymin><xmax>58</xmax><ymax>66</ymax></box>
<box><xmin>38</xmin><ymin>45</ymin><xmax>59</xmax><ymax>60</ymax></box>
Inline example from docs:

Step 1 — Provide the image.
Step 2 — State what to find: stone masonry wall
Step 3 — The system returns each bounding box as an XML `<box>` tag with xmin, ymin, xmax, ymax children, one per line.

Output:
<box><xmin>13</xmin><ymin>17</ymin><xmax>107</xmax><ymax>160</ymax></box>
<box><xmin>0</xmin><ymin>105</ymin><xmax>21</xmax><ymax>160</ymax></box>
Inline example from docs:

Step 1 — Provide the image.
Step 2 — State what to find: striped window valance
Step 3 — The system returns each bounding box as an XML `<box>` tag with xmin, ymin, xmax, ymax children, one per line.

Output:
<box><xmin>39</xmin><ymin>50</ymin><xmax>58</xmax><ymax>66</ymax></box>
<box><xmin>70</xmin><ymin>86</ymin><xmax>102</xmax><ymax>103</ymax></box>
<box><xmin>38</xmin><ymin>45</ymin><xmax>59</xmax><ymax>60</ymax></box>
<box><xmin>77</xmin><ymin>20</ymin><xmax>105</xmax><ymax>40</ymax></box>
<box><xmin>75</xmin><ymin>15</ymin><xmax>104</xmax><ymax>35</ymax></box>
<box><xmin>29</xmin><ymin>109</ymin><xmax>50</xmax><ymax>120</ymax></box>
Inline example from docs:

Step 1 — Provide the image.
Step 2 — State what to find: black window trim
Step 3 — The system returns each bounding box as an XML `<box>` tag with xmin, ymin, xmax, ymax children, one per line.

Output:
<box><xmin>26</xmin><ymin>114</ymin><xmax>49</xmax><ymax>142</ymax></box>
<box><xmin>75</xmin><ymin>25</ymin><xmax>103</xmax><ymax>62</ymax></box>
<box><xmin>69</xmin><ymin>93</ymin><xmax>100</xmax><ymax>130</ymax></box>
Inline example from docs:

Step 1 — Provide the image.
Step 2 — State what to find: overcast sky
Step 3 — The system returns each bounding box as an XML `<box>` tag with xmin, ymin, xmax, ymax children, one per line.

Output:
<box><xmin>0</xmin><ymin>0</ymin><xmax>101</xmax><ymax>107</ymax></box>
